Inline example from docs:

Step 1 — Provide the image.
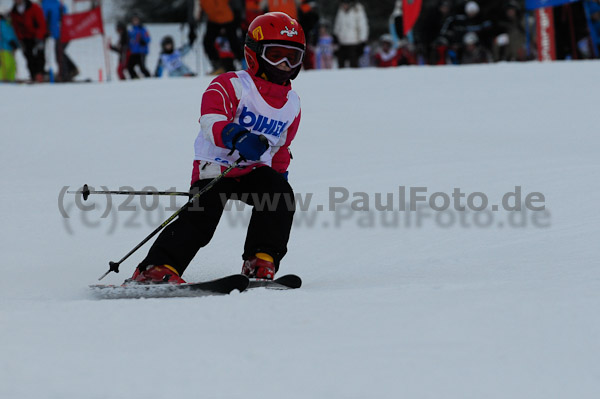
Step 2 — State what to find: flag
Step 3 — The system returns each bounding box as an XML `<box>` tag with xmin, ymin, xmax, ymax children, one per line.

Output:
<box><xmin>536</xmin><ymin>7</ymin><xmax>556</xmax><ymax>61</ymax></box>
<box><xmin>60</xmin><ymin>7</ymin><xmax>104</xmax><ymax>43</ymax></box>
<box><xmin>402</xmin><ymin>0</ymin><xmax>423</xmax><ymax>35</ymax></box>
<box><xmin>525</xmin><ymin>0</ymin><xmax>580</xmax><ymax>10</ymax></box>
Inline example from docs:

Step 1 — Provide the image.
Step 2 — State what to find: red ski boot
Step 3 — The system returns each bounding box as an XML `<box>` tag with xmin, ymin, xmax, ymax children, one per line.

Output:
<box><xmin>128</xmin><ymin>265</ymin><xmax>186</xmax><ymax>284</ymax></box>
<box><xmin>242</xmin><ymin>253</ymin><xmax>276</xmax><ymax>280</ymax></box>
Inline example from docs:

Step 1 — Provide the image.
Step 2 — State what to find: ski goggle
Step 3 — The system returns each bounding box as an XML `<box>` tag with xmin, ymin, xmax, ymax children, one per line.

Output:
<box><xmin>261</xmin><ymin>44</ymin><xmax>304</xmax><ymax>68</ymax></box>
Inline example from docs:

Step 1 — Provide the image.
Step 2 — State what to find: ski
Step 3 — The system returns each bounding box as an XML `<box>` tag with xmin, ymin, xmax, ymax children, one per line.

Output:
<box><xmin>248</xmin><ymin>274</ymin><xmax>302</xmax><ymax>290</ymax></box>
<box><xmin>90</xmin><ymin>274</ymin><xmax>249</xmax><ymax>299</ymax></box>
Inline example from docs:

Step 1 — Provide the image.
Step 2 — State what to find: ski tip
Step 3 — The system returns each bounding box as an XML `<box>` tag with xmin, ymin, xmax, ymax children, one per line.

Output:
<box><xmin>277</xmin><ymin>274</ymin><xmax>302</xmax><ymax>289</ymax></box>
<box><xmin>247</xmin><ymin>274</ymin><xmax>302</xmax><ymax>290</ymax></box>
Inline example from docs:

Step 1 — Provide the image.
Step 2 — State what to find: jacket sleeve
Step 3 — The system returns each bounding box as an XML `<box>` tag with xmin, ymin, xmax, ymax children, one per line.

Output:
<box><xmin>199</xmin><ymin>72</ymin><xmax>241</xmax><ymax>148</ymax></box>
<box><xmin>357</xmin><ymin>5</ymin><xmax>369</xmax><ymax>43</ymax></box>
<box><xmin>271</xmin><ymin>110</ymin><xmax>301</xmax><ymax>174</ymax></box>
<box><xmin>179</xmin><ymin>43</ymin><xmax>192</xmax><ymax>57</ymax></box>
<box><xmin>32</xmin><ymin>5</ymin><xmax>47</xmax><ymax>40</ymax></box>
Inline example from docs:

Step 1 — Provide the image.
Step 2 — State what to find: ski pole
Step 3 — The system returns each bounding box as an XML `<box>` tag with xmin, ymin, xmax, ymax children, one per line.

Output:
<box><xmin>99</xmin><ymin>157</ymin><xmax>244</xmax><ymax>281</ymax></box>
<box><xmin>68</xmin><ymin>184</ymin><xmax>189</xmax><ymax>201</ymax></box>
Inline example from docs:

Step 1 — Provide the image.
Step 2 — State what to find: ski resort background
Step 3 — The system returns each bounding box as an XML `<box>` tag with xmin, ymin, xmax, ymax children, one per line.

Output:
<box><xmin>1</xmin><ymin>0</ymin><xmax>600</xmax><ymax>83</ymax></box>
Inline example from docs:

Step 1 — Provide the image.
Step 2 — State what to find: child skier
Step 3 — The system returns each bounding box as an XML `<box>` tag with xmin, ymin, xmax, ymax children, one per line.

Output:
<box><xmin>154</xmin><ymin>35</ymin><xmax>196</xmax><ymax>77</ymax></box>
<box><xmin>109</xmin><ymin>21</ymin><xmax>129</xmax><ymax>80</ymax></box>
<box><xmin>127</xmin><ymin>15</ymin><xmax>151</xmax><ymax>78</ymax></box>
<box><xmin>130</xmin><ymin>12</ymin><xmax>305</xmax><ymax>283</ymax></box>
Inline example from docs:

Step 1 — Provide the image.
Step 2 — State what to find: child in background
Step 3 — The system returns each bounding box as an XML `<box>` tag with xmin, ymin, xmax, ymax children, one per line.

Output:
<box><xmin>10</xmin><ymin>0</ymin><xmax>46</xmax><ymax>82</ymax></box>
<box><xmin>127</xmin><ymin>15</ymin><xmax>151</xmax><ymax>78</ymax></box>
<box><xmin>109</xmin><ymin>21</ymin><xmax>129</xmax><ymax>80</ymax></box>
<box><xmin>0</xmin><ymin>13</ymin><xmax>19</xmax><ymax>82</ymax></box>
<box><xmin>461</xmin><ymin>32</ymin><xmax>491</xmax><ymax>64</ymax></box>
<box><xmin>374</xmin><ymin>34</ymin><xmax>398</xmax><ymax>67</ymax></box>
<box><xmin>315</xmin><ymin>24</ymin><xmax>334</xmax><ymax>69</ymax></box>
<box><xmin>155</xmin><ymin>35</ymin><xmax>196</xmax><ymax>77</ymax></box>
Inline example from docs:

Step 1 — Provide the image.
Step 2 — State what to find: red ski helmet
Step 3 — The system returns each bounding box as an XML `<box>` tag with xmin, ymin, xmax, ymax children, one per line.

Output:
<box><xmin>245</xmin><ymin>12</ymin><xmax>306</xmax><ymax>83</ymax></box>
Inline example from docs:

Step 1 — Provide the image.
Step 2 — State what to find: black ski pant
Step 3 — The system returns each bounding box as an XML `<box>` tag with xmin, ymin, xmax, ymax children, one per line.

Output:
<box><xmin>21</xmin><ymin>39</ymin><xmax>45</xmax><ymax>80</ymax></box>
<box><xmin>337</xmin><ymin>44</ymin><xmax>361</xmax><ymax>68</ymax></box>
<box><xmin>127</xmin><ymin>53</ymin><xmax>151</xmax><ymax>78</ymax></box>
<box><xmin>139</xmin><ymin>166</ymin><xmax>295</xmax><ymax>276</ymax></box>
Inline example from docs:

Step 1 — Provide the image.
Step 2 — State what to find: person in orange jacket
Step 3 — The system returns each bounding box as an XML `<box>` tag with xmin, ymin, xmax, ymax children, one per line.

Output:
<box><xmin>244</xmin><ymin>0</ymin><xmax>263</xmax><ymax>31</ymax></box>
<box><xmin>200</xmin><ymin>0</ymin><xmax>243</xmax><ymax>73</ymax></box>
<box><xmin>262</xmin><ymin>0</ymin><xmax>298</xmax><ymax>20</ymax></box>
<box><xmin>10</xmin><ymin>0</ymin><xmax>47</xmax><ymax>82</ymax></box>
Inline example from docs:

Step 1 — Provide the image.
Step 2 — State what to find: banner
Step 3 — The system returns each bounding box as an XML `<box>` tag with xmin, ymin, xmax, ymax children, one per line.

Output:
<box><xmin>60</xmin><ymin>7</ymin><xmax>104</xmax><ymax>43</ymax></box>
<box><xmin>536</xmin><ymin>7</ymin><xmax>556</xmax><ymax>60</ymax></box>
<box><xmin>526</xmin><ymin>0</ymin><xmax>580</xmax><ymax>10</ymax></box>
<box><xmin>402</xmin><ymin>0</ymin><xmax>422</xmax><ymax>35</ymax></box>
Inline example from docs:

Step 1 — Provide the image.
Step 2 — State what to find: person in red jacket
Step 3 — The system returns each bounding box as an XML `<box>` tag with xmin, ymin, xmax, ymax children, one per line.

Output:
<box><xmin>129</xmin><ymin>12</ymin><xmax>305</xmax><ymax>284</ymax></box>
<box><xmin>10</xmin><ymin>0</ymin><xmax>46</xmax><ymax>82</ymax></box>
<box><xmin>374</xmin><ymin>34</ymin><xmax>399</xmax><ymax>67</ymax></box>
<box><xmin>374</xmin><ymin>34</ymin><xmax>416</xmax><ymax>68</ymax></box>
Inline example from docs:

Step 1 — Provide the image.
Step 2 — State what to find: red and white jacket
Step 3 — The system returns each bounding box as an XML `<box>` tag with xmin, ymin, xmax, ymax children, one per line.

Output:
<box><xmin>192</xmin><ymin>70</ymin><xmax>301</xmax><ymax>184</ymax></box>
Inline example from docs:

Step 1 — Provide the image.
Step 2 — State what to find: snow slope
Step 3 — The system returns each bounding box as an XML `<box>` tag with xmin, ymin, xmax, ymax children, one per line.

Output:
<box><xmin>1</xmin><ymin>61</ymin><xmax>599</xmax><ymax>399</ymax></box>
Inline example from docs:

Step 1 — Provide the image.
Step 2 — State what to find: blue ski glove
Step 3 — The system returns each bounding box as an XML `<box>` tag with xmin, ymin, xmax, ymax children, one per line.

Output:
<box><xmin>222</xmin><ymin>123</ymin><xmax>269</xmax><ymax>161</ymax></box>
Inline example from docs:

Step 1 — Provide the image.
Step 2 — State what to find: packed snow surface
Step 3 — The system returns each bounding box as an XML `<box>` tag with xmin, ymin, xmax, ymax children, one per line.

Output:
<box><xmin>1</xmin><ymin>61</ymin><xmax>599</xmax><ymax>399</ymax></box>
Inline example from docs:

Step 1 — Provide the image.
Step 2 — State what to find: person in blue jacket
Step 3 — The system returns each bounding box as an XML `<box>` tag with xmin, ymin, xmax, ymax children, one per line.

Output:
<box><xmin>41</xmin><ymin>0</ymin><xmax>78</xmax><ymax>81</ymax></box>
<box><xmin>154</xmin><ymin>35</ymin><xmax>196</xmax><ymax>77</ymax></box>
<box><xmin>127</xmin><ymin>15</ymin><xmax>151</xmax><ymax>78</ymax></box>
<box><xmin>0</xmin><ymin>12</ymin><xmax>20</xmax><ymax>81</ymax></box>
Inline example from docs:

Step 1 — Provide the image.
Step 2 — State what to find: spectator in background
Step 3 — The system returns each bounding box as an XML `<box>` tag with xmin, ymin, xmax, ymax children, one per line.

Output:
<box><xmin>374</xmin><ymin>34</ymin><xmax>398</xmax><ymax>67</ymax></box>
<box><xmin>155</xmin><ymin>35</ymin><xmax>196</xmax><ymax>77</ymax></box>
<box><xmin>127</xmin><ymin>15</ymin><xmax>151</xmax><ymax>78</ymax></box>
<box><xmin>333</xmin><ymin>0</ymin><xmax>369</xmax><ymax>68</ymax></box>
<box><xmin>440</xmin><ymin>1</ymin><xmax>494</xmax><ymax>59</ymax></box>
<box><xmin>261</xmin><ymin>0</ymin><xmax>299</xmax><ymax>20</ymax></box>
<box><xmin>245</xmin><ymin>0</ymin><xmax>263</xmax><ymax>31</ymax></box>
<box><xmin>229</xmin><ymin>0</ymin><xmax>245</xmax><ymax>27</ymax></box>
<box><xmin>298</xmin><ymin>0</ymin><xmax>318</xmax><ymax>70</ymax></box>
<box><xmin>200</xmin><ymin>0</ymin><xmax>243</xmax><ymax>74</ymax></box>
<box><xmin>494</xmin><ymin>1</ymin><xmax>526</xmax><ymax>62</ymax></box>
<box><xmin>109</xmin><ymin>21</ymin><xmax>129</xmax><ymax>80</ymax></box>
<box><xmin>10</xmin><ymin>0</ymin><xmax>46</xmax><ymax>82</ymax></box>
<box><xmin>374</xmin><ymin>34</ymin><xmax>416</xmax><ymax>68</ymax></box>
<box><xmin>315</xmin><ymin>23</ymin><xmax>334</xmax><ymax>69</ymax></box>
<box><xmin>415</xmin><ymin>0</ymin><xmax>452</xmax><ymax>65</ymax></box>
<box><xmin>396</xmin><ymin>39</ymin><xmax>417</xmax><ymax>66</ymax></box>
<box><xmin>461</xmin><ymin>31</ymin><xmax>490</xmax><ymax>64</ymax></box>
<box><xmin>0</xmin><ymin>12</ymin><xmax>19</xmax><ymax>81</ymax></box>
<box><xmin>42</xmin><ymin>0</ymin><xmax>78</xmax><ymax>82</ymax></box>
<box><xmin>214</xmin><ymin>29</ymin><xmax>236</xmax><ymax>72</ymax></box>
